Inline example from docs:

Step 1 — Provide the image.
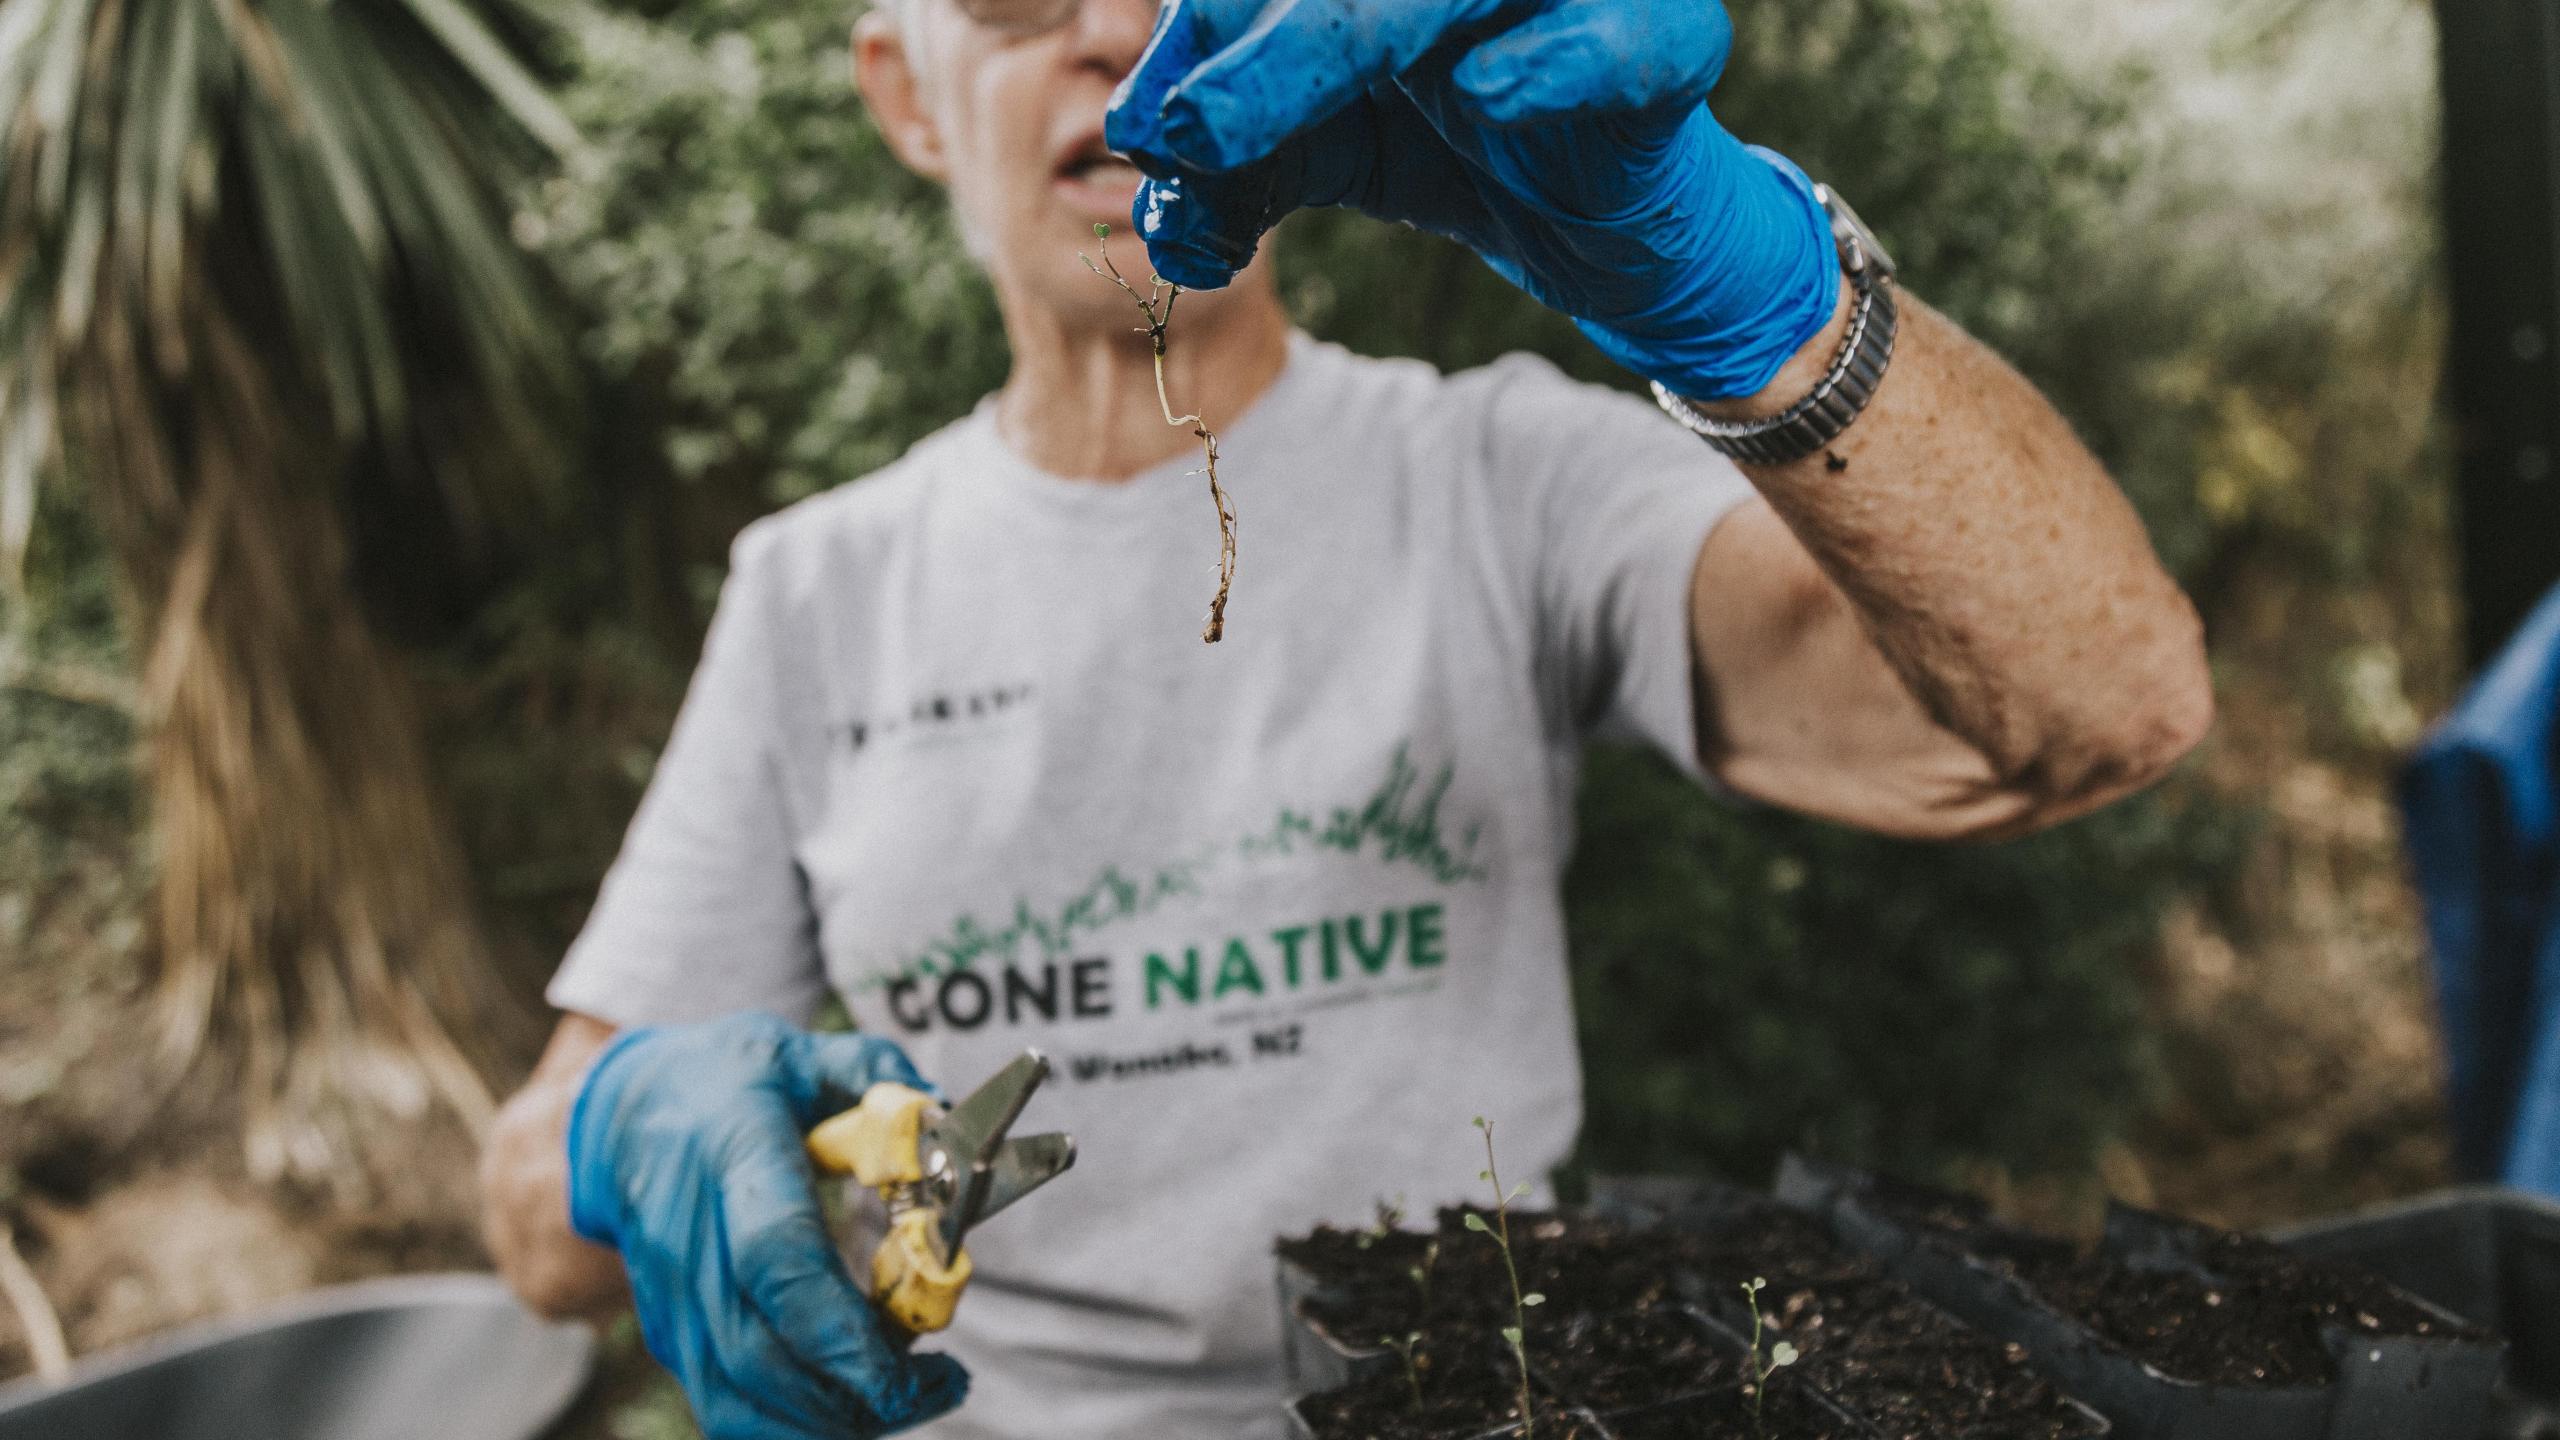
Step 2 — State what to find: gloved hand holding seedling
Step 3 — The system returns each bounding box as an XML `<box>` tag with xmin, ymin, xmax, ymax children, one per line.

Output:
<box><xmin>1080</xmin><ymin>224</ymin><xmax>1236</xmax><ymax>643</ymax></box>
<box><xmin>1103</xmin><ymin>0</ymin><xmax>1838</xmax><ymax>403</ymax></box>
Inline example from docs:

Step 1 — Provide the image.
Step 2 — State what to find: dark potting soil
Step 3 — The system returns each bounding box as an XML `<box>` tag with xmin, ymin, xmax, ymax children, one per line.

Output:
<box><xmin>1292</xmin><ymin>1211</ymin><xmax>1739</xmax><ymax>1395</ymax></box>
<box><xmin>1287</xmin><ymin>1204</ymin><xmax>2095</xmax><ymax>1439</ymax></box>
<box><xmin>1602</xmin><ymin>1383</ymin><xmax>1865</xmax><ymax>1440</ymax></box>
<box><xmin>1297</xmin><ymin>1342</ymin><xmax>1848</xmax><ymax>1440</ymax></box>
<box><xmin>1289</xmin><ymin>1210</ymin><xmax>1742</xmax><ymax>1438</ymax></box>
<box><xmin>1280</xmin><ymin>1223</ymin><xmax>1448</xmax><ymax>1344</ymax></box>
<box><xmin>1293</xmin><ymin>1326</ymin><xmax>1552</xmax><ymax>1439</ymax></box>
<box><xmin>1858</xmin><ymin>1176</ymin><xmax>2489</xmax><ymax>1389</ymax></box>
<box><xmin>1675</xmin><ymin>1204</ymin><xmax>2102</xmax><ymax>1440</ymax></box>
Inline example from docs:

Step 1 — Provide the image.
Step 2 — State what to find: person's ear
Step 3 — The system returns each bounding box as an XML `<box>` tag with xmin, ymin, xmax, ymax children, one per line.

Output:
<box><xmin>854</xmin><ymin>10</ymin><xmax>951</xmax><ymax>181</ymax></box>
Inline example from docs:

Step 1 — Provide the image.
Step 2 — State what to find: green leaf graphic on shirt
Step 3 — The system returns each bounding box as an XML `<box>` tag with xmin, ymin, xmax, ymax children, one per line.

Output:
<box><xmin>1237</xmin><ymin>742</ymin><xmax>1489</xmax><ymax>885</ymax></box>
<box><xmin>884</xmin><ymin>850</ymin><xmax>1219</xmax><ymax>986</ymax></box>
<box><xmin>858</xmin><ymin>741</ymin><xmax>1487</xmax><ymax>994</ymax></box>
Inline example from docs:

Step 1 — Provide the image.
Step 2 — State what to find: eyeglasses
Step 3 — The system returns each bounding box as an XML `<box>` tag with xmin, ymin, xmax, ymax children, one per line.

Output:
<box><xmin>904</xmin><ymin>0</ymin><xmax>1154</xmax><ymax>41</ymax></box>
<box><xmin>931</xmin><ymin>0</ymin><xmax>1083</xmax><ymax>35</ymax></box>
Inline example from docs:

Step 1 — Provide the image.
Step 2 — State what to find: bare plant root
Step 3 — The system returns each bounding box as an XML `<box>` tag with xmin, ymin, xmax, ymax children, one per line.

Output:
<box><xmin>1081</xmin><ymin>226</ymin><xmax>1236</xmax><ymax>644</ymax></box>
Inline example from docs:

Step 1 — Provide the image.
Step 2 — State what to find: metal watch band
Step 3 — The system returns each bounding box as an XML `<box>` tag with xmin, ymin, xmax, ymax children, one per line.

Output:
<box><xmin>1652</xmin><ymin>182</ymin><xmax>1900</xmax><ymax>468</ymax></box>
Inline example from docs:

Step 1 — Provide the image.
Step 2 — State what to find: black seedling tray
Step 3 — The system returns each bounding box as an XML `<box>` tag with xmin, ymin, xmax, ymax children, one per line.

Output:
<box><xmin>2275</xmin><ymin>1188</ymin><xmax>2560</xmax><ymax>1440</ymax></box>
<box><xmin>1601</xmin><ymin>1174</ymin><xmax>2111</xmax><ymax>1439</ymax></box>
<box><xmin>1777</xmin><ymin>1156</ymin><xmax>2505</xmax><ymax>1440</ymax></box>
<box><xmin>1286</xmin><ymin>1178</ymin><xmax>2101</xmax><ymax>1440</ymax></box>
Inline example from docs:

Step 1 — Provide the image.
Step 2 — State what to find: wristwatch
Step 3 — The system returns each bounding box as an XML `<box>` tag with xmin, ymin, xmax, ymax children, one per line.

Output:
<box><xmin>1652</xmin><ymin>182</ymin><xmax>1898</xmax><ymax>468</ymax></box>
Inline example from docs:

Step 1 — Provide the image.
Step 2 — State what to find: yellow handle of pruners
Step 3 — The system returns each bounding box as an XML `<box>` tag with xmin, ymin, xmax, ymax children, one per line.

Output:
<box><xmin>807</xmin><ymin>1082</ymin><xmax>933</xmax><ymax>1187</ymax></box>
<box><xmin>805</xmin><ymin>1083</ymin><xmax>973</xmax><ymax>1334</ymax></box>
<box><xmin>871</xmin><ymin>1207</ymin><xmax>971</xmax><ymax>1334</ymax></box>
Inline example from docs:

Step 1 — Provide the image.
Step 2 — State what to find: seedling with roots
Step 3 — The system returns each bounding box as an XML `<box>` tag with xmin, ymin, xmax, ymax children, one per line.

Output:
<box><xmin>1464</xmin><ymin>1117</ymin><xmax>1546</xmax><ymax>1439</ymax></box>
<box><xmin>1079</xmin><ymin>224</ymin><xmax>1238</xmax><ymax>643</ymax></box>
<box><xmin>1740</xmin><ymin>1277</ymin><xmax>1801</xmax><ymax>1440</ymax></box>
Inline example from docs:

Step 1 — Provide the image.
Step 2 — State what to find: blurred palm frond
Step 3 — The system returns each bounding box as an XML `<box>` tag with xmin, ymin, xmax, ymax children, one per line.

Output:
<box><xmin>0</xmin><ymin>0</ymin><xmax>581</xmax><ymax>1186</ymax></box>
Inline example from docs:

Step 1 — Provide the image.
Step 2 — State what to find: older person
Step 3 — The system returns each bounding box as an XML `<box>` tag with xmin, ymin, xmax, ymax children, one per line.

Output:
<box><xmin>480</xmin><ymin>0</ymin><xmax>2214</xmax><ymax>1435</ymax></box>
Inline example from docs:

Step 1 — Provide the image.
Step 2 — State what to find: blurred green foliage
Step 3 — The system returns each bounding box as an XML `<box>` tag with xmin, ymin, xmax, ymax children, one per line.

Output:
<box><xmin>1565</xmin><ymin>744</ymin><xmax>2254</xmax><ymax>1184</ymax></box>
<box><xmin>531</xmin><ymin>0</ymin><xmax>1008</xmax><ymax>506</ymax></box>
<box><xmin>7</xmin><ymin>0</ymin><xmax>2445</xmax><ymax>1192</ymax></box>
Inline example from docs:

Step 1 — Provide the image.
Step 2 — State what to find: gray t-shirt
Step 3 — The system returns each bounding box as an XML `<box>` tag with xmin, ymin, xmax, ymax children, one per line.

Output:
<box><xmin>548</xmin><ymin>331</ymin><xmax>1754</xmax><ymax>1438</ymax></box>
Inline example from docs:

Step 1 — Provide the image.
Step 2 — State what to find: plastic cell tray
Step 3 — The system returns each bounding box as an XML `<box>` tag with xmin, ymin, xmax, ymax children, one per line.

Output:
<box><xmin>2276</xmin><ymin>1188</ymin><xmax>2560</xmax><ymax>1440</ymax></box>
<box><xmin>1777</xmin><ymin>1156</ymin><xmax>2505</xmax><ymax>1440</ymax></box>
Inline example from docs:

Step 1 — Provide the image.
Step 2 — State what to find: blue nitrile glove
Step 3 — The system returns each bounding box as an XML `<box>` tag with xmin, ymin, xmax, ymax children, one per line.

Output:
<box><xmin>566</xmin><ymin>1013</ymin><xmax>970</xmax><ymax>1439</ymax></box>
<box><xmin>1103</xmin><ymin>0</ymin><xmax>1841</xmax><ymax>399</ymax></box>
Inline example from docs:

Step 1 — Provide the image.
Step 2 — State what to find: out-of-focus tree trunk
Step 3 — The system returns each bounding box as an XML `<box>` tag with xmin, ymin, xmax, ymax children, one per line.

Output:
<box><xmin>70</xmin><ymin>277</ymin><xmax>497</xmax><ymax>1189</ymax></box>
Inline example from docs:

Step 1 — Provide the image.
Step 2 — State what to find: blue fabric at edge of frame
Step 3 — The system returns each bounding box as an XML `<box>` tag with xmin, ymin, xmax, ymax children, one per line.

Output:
<box><xmin>2404</xmin><ymin>581</ymin><xmax>2560</xmax><ymax>1191</ymax></box>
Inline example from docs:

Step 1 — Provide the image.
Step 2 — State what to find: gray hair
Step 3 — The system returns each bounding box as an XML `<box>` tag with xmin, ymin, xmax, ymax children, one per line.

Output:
<box><xmin>874</xmin><ymin>0</ymin><xmax>925</xmax><ymax>38</ymax></box>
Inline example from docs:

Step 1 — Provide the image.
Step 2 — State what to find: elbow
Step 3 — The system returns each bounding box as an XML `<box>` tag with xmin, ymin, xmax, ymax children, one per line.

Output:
<box><xmin>2104</xmin><ymin>600</ymin><xmax>2216</xmax><ymax>789</ymax></box>
<box><xmin>2137</xmin><ymin>645</ymin><xmax>2217</xmax><ymax>780</ymax></box>
<box><xmin>1966</xmin><ymin>611</ymin><xmax>2215</xmax><ymax>840</ymax></box>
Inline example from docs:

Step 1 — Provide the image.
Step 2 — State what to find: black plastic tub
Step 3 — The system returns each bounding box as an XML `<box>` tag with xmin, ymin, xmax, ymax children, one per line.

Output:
<box><xmin>2275</xmin><ymin>1187</ymin><xmax>2560</xmax><ymax>1440</ymax></box>
<box><xmin>0</xmin><ymin>1273</ymin><xmax>594</xmax><ymax>1440</ymax></box>
<box><xmin>1778</xmin><ymin>1157</ymin><xmax>2505</xmax><ymax>1440</ymax></box>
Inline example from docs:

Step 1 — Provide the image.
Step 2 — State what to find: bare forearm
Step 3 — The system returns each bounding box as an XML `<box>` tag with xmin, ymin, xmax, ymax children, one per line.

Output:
<box><xmin>1707</xmin><ymin>289</ymin><xmax>2211</xmax><ymax>823</ymax></box>
<box><xmin>481</xmin><ymin>1014</ymin><xmax>629</xmax><ymax>1321</ymax></box>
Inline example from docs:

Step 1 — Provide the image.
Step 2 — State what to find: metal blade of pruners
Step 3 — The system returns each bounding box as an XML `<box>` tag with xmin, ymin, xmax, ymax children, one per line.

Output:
<box><xmin>921</xmin><ymin>1050</ymin><xmax>1075</xmax><ymax>1260</ymax></box>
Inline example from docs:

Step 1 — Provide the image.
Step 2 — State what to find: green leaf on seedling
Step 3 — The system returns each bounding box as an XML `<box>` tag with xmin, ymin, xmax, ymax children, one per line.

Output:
<box><xmin>1511</xmin><ymin>1182</ymin><xmax>1530</xmax><ymax>1199</ymax></box>
<box><xmin>1463</xmin><ymin>1213</ymin><xmax>1491</xmax><ymax>1233</ymax></box>
<box><xmin>1501</xmin><ymin>1326</ymin><xmax>1522</xmax><ymax>1344</ymax></box>
<box><xmin>1523</xmin><ymin>1293</ymin><xmax>1545</xmax><ymax>1306</ymax></box>
<box><xmin>1771</xmin><ymin>1342</ymin><xmax>1799</xmax><ymax>1367</ymax></box>
<box><xmin>1094</xmin><ymin>223</ymin><xmax>1109</xmax><ymax>237</ymax></box>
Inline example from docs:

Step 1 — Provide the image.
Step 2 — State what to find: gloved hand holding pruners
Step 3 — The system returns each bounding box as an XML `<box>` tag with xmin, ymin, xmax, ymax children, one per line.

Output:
<box><xmin>1103</xmin><ymin>0</ymin><xmax>1840</xmax><ymax>401</ymax></box>
<box><xmin>563</xmin><ymin>1015</ymin><xmax>966</xmax><ymax>1440</ymax></box>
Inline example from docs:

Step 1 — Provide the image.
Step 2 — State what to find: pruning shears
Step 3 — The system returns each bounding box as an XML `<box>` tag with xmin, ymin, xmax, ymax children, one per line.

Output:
<box><xmin>804</xmin><ymin>1049</ymin><xmax>1076</xmax><ymax>1336</ymax></box>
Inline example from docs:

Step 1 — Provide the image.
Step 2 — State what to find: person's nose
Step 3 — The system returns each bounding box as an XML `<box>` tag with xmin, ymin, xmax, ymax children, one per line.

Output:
<box><xmin>1067</xmin><ymin>0</ymin><xmax>1157</xmax><ymax>80</ymax></box>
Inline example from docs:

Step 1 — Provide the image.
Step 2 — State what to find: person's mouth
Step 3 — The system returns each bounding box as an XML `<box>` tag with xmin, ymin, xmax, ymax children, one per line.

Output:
<box><xmin>1053</xmin><ymin>132</ymin><xmax>1146</xmax><ymax>218</ymax></box>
